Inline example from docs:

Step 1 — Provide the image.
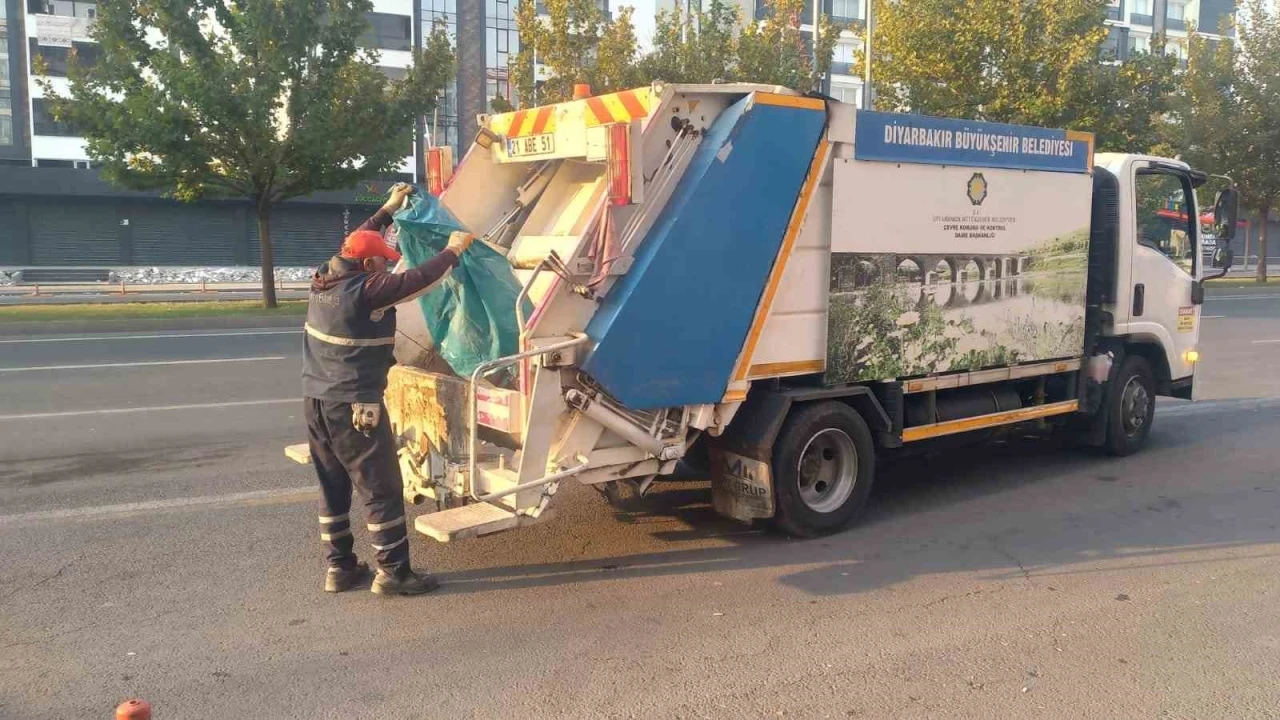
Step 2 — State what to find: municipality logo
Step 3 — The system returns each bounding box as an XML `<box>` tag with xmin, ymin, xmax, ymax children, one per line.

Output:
<box><xmin>967</xmin><ymin>173</ymin><xmax>988</xmax><ymax>206</ymax></box>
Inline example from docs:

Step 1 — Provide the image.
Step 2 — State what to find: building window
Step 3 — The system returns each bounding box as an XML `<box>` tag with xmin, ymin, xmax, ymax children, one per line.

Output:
<box><xmin>27</xmin><ymin>0</ymin><xmax>96</xmax><ymax>17</ymax></box>
<box><xmin>422</xmin><ymin>0</ymin><xmax>457</xmax><ymax>33</ymax></box>
<box><xmin>486</xmin><ymin>0</ymin><xmax>518</xmax><ymax>105</ymax></box>
<box><xmin>1102</xmin><ymin>25</ymin><xmax>1129</xmax><ymax>62</ymax></box>
<box><xmin>421</xmin><ymin>1</ymin><xmax>458</xmax><ymax>156</ymax></box>
<box><xmin>425</xmin><ymin>84</ymin><xmax>458</xmax><ymax>157</ymax></box>
<box><xmin>830</xmin><ymin>0</ymin><xmax>861</xmax><ymax>22</ymax></box>
<box><xmin>359</xmin><ymin>12</ymin><xmax>412</xmax><ymax>52</ymax></box>
<box><xmin>31</xmin><ymin>98</ymin><xmax>77</xmax><ymax>136</ymax></box>
<box><xmin>1167</xmin><ymin>0</ymin><xmax>1187</xmax><ymax>30</ymax></box>
<box><xmin>1130</xmin><ymin>0</ymin><xmax>1153</xmax><ymax>25</ymax></box>
<box><xmin>28</xmin><ymin>39</ymin><xmax>101</xmax><ymax>77</ymax></box>
<box><xmin>1</xmin><ymin>3</ymin><xmax>13</xmax><ymax>146</ymax></box>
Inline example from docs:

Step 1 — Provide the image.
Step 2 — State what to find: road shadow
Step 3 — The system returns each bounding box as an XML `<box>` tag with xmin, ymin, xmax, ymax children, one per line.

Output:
<box><xmin>436</xmin><ymin>400</ymin><xmax>1280</xmax><ymax>598</ymax></box>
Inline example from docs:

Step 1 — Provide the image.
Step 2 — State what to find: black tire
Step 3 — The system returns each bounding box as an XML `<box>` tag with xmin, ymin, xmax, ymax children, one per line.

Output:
<box><xmin>598</xmin><ymin>478</ymin><xmax>647</xmax><ymax>511</ymax></box>
<box><xmin>1106</xmin><ymin>355</ymin><xmax>1156</xmax><ymax>456</ymax></box>
<box><xmin>771</xmin><ymin>401</ymin><xmax>876</xmax><ymax>538</ymax></box>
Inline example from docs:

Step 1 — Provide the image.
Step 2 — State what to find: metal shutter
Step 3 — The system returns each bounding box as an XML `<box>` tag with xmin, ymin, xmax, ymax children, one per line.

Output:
<box><xmin>0</xmin><ymin>203</ymin><xmax>17</xmax><ymax>264</ymax></box>
<box><xmin>30</xmin><ymin>203</ymin><xmax>120</xmax><ymax>265</ymax></box>
<box><xmin>131</xmin><ymin>204</ymin><xmax>239</xmax><ymax>265</ymax></box>
<box><xmin>250</xmin><ymin>205</ymin><xmax>346</xmax><ymax>266</ymax></box>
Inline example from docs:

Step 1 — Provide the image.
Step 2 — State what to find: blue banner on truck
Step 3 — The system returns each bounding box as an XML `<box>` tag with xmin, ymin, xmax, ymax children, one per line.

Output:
<box><xmin>854</xmin><ymin>111</ymin><xmax>1094</xmax><ymax>174</ymax></box>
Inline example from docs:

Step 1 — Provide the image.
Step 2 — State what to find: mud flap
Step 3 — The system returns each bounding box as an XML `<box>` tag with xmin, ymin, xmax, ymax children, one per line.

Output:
<box><xmin>710</xmin><ymin>448</ymin><xmax>775</xmax><ymax>523</ymax></box>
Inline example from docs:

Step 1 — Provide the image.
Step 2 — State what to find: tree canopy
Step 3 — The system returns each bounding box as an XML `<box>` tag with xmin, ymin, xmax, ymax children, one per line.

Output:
<box><xmin>857</xmin><ymin>0</ymin><xmax>1178</xmax><ymax>153</ymax></box>
<box><xmin>509</xmin><ymin>0</ymin><xmax>643</xmax><ymax>107</ymax></box>
<box><xmin>1176</xmin><ymin>0</ymin><xmax>1280</xmax><ymax>281</ymax></box>
<box><xmin>510</xmin><ymin>0</ymin><xmax>839</xmax><ymax>108</ymax></box>
<box><xmin>46</xmin><ymin>0</ymin><xmax>454</xmax><ymax>305</ymax></box>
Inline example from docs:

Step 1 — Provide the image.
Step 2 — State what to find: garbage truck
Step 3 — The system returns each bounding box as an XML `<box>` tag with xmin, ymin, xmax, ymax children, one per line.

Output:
<box><xmin>293</xmin><ymin>82</ymin><xmax>1240</xmax><ymax>541</ymax></box>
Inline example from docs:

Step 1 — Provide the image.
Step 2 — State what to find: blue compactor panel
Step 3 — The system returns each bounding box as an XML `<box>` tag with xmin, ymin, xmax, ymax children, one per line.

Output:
<box><xmin>582</xmin><ymin>93</ymin><xmax>827</xmax><ymax>410</ymax></box>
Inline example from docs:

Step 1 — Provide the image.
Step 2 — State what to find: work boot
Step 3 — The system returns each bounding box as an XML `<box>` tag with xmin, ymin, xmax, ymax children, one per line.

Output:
<box><xmin>371</xmin><ymin>568</ymin><xmax>440</xmax><ymax>596</ymax></box>
<box><xmin>324</xmin><ymin>561</ymin><xmax>371</xmax><ymax>593</ymax></box>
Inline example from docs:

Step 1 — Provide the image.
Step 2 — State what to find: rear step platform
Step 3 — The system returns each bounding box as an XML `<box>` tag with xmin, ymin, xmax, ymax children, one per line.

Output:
<box><xmin>415</xmin><ymin>503</ymin><xmax>523</xmax><ymax>542</ymax></box>
<box><xmin>285</xmin><ymin>444</ymin><xmax>312</xmax><ymax>464</ymax></box>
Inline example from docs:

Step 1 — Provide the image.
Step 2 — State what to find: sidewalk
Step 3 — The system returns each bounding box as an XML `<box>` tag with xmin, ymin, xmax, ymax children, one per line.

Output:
<box><xmin>0</xmin><ymin>281</ymin><xmax>310</xmax><ymax>305</ymax></box>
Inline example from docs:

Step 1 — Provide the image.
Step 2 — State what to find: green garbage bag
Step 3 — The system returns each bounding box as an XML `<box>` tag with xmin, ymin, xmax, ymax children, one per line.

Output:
<box><xmin>393</xmin><ymin>188</ymin><xmax>529</xmax><ymax>384</ymax></box>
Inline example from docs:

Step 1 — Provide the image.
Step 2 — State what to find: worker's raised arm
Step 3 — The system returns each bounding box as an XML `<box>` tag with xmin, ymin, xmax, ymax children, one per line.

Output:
<box><xmin>357</xmin><ymin>183</ymin><xmax>415</xmax><ymax>233</ymax></box>
<box><xmin>361</xmin><ymin>232</ymin><xmax>475</xmax><ymax>310</ymax></box>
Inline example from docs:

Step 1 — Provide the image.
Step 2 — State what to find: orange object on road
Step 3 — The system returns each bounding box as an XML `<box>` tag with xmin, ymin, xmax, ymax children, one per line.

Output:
<box><xmin>572</xmin><ymin>83</ymin><xmax>592</xmax><ymax>99</ymax></box>
<box><xmin>116</xmin><ymin>698</ymin><xmax>151</xmax><ymax>720</ymax></box>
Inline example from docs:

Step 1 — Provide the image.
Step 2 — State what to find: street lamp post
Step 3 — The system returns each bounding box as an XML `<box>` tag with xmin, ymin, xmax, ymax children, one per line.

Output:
<box><xmin>862</xmin><ymin>0</ymin><xmax>873</xmax><ymax>110</ymax></box>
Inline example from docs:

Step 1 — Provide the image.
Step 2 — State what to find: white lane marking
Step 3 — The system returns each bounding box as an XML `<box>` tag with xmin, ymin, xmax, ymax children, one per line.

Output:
<box><xmin>1158</xmin><ymin>397</ymin><xmax>1280</xmax><ymax>415</ymax></box>
<box><xmin>0</xmin><ymin>486</ymin><xmax>317</xmax><ymax>526</ymax></box>
<box><xmin>0</xmin><ymin>398</ymin><xmax>298</xmax><ymax>421</ymax></box>
<box><xmin>1205</xmin><ymin>294</ymin><xmax>1280</xmax><ymax>300</ymax></box>
<box><xmin>0</xmin><ymin>329</ymin><xmax>300</xmax><ymax>344</ymax></box>
<box><xmin>1252</xmin><ymin>339</ymin><xmax>1280</xmax><ymax>345</ymax></box>
<box><xmin>0</xmin><ymin>356</ymin><xmax>287</xmax><ymax>373</ymax></box>
<box><xmin>1201</xmin><ymin>315</ymin><xmax>1225</xmax><ymax>319</ymax></box>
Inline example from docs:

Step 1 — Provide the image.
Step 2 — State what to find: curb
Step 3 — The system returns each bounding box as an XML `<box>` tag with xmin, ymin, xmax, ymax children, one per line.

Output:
<box><xmin>0</xmin><ymin>314</ymin><xmax>304</xmax><ymax>337</ymax></box>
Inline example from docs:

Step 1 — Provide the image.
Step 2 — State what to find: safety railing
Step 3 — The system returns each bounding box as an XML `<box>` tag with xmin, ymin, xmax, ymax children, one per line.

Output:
<box><xmin>467</xmin><ymin>333</ymin><xmax>592</xmax><ymax>503</ymax></box>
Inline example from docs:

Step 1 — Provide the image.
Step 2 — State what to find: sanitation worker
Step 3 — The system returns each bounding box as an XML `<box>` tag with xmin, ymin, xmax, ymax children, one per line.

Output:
<box><xmin>303</xmin><ymin>183</ymin><xmax>474</xmax><ymax>595</ymax></box>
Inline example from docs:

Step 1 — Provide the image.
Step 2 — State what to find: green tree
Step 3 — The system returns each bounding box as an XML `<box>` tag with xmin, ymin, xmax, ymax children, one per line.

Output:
<box><xmin>638</xmin><ymin>0</ymin><xmax>740</xmax><ymax>85</ymax></box>
<box><xmin>856</xmin><ymin>0</ymin><xmax>1175</xmax><ymax>152</ymax></box>
<box><xmin>44</xmin><ymin>0</ymin><xmax>453</xmax><ymax>307</ymax></box>
<box><xmin>1071</xmin><ymin>48</ymin><xmax>1181</xmax><ymax>153</ymax></box>
<box><xmin>510</xmin><ymin>0</ymin><xmax>641</xmax><ymax>108</ymax></box>
<box><xmin>737</xmin><ymin>0</ymin><xmax>839</xmax><ymax>92</ymax></box>
<box><xmin>1177</xmin><ymin>1</ymin><xmax>1280</xmax><ymax>282</ymax></box>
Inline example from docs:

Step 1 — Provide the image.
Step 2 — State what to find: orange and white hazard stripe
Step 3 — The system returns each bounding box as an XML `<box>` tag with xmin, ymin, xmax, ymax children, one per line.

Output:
<box><xmin>583</xmin><ymin>87</ymin><xmax>654</xmax><ymax>127</ymax></box>
<box><xmin>505</xmin><ymin>105</ymin><xmax>558</xmax><ymax>138</ymax></box>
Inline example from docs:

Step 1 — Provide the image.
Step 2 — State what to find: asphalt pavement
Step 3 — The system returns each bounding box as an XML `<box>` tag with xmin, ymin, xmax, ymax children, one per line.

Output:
<box><xmin>1</xmin><ymin>291</ymin><xmax>1279</xmax><ymax>718</ymax></box>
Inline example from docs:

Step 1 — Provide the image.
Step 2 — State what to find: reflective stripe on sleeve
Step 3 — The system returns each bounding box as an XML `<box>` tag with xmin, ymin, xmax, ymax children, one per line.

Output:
<box><xmin>367</xmin><ymin>515</ymin><xmax>406</xmax><ymax>532</ymax></box>
<box><xmin>305</xmin><ymin>323</ymin><xmax>395</xmax><ymax>348</ymax></box>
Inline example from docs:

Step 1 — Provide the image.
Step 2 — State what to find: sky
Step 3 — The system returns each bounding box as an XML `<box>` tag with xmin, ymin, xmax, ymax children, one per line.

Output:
<box><xmin>624</xmin><ymin>0</ymin><xmax>659</xmax><ymax>50</ymax></box>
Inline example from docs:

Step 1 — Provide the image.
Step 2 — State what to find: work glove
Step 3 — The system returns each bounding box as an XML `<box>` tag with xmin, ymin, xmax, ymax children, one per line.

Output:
<box><xmin>446</xmin><ymin>231</ymin><xmax>475</xmax><ymax>256</ymax></box>
<box><xmin>383</xmin><ymin>183</ymin><xmax>414</xmax><ymax>213</ymax></box>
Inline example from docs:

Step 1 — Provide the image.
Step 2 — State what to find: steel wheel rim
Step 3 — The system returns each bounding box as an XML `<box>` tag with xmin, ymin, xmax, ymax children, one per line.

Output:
<box><xmin>1120</xmin><ymin>376</ymin><xmax>1151</xmax><ymax>437</ymax></box>
<box><xmin>796</xmin><ymin>428</ymin><xmax>857</xmax><ymax>514</ymax></box>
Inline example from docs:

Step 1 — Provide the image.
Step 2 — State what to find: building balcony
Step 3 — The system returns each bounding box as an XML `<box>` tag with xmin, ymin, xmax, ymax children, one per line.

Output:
<box><xmin>1130</xmin><ymin>12</ymin><xmax>1153</xmax><ymax>25</ymax></box>
<box><xmin>1166</xmin><ymin>17</ymin><xmax>1187</xmax><ymax>31</ymax></box>
<box><xmin>829</xmin><ymin>61</ymin><xmax>855</xmax><ymax>76</ymax></box>
<box><xmin>1105</xmin><ymin>5</ymin><xmax>1122</xmax><ymax>21</ymax></box>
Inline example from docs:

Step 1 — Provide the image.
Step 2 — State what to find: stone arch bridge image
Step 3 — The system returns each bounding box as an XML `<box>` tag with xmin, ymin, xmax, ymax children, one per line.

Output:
<box><xmin>830</xmin><ymin>252</ymin><xmax>1034</xmax><ymax>308</ymax></box>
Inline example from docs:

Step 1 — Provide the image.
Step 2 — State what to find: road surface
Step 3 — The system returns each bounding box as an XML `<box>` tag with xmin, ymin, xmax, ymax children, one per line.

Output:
<box><xmin>1</xmin><ymin>291</ymin><xmax>1279</xmax><ymax>718</ymax></box>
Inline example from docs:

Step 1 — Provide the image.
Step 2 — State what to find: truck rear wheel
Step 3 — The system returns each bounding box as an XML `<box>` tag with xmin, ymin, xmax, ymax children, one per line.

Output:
<box><xmin>1106</xmin><ymin>355</ymin><xmax>1155</xmax><ymax>456</ymax></box>
<box><xmin>771</xmin><ymin>402</ymin><xmax>876</xmax><ymax>538</ymax></box>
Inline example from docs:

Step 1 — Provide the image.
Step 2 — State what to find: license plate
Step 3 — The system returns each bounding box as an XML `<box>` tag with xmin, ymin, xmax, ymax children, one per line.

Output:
<box><xmin>507</xmin><ymin>133</ymin><xmax>555</xmax><ymax>157</ymax></box>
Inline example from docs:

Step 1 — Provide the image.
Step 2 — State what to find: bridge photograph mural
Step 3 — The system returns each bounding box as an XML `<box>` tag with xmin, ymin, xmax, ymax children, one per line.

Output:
<box><xmin>826</xmin><ymin>230</ymin><xmax>1090</xmax><ymax>383</ymax></box>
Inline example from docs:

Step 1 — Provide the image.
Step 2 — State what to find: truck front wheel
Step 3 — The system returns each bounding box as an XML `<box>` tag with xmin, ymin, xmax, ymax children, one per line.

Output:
<box><xmin>1106</xmin><ymin>355</ymin><xmax>1156</xmax><ymax>456</ymax></box>
<box><xmin>771</xmin><ymin>402</ymin><xmax>876</xmax><ymax>538</ymax></box>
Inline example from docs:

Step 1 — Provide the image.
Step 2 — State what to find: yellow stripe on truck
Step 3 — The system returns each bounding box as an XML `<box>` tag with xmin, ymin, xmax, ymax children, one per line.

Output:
<box><xmin>901</xmin><ymin>400</ymin><xmax>1080</xmax><ymax>443</ymax></box>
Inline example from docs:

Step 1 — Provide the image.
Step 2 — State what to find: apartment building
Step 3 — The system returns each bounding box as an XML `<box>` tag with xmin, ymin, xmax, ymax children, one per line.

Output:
<box><xmin>0</xmin><ymin>0</ymin><xmax>422</xmax><ymax>268</ymax></box>
<box><xmin>1101</xmin><ymin>0</ymin><xmax>1237</xmax><ymax>64</ymax></box>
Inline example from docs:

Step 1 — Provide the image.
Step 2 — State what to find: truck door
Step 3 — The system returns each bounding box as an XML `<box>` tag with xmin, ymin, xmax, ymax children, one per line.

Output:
<box><xmin>1128</xmin><ymin>167</ymin><xmax>1201</xmax><ymax>383</ymax></box>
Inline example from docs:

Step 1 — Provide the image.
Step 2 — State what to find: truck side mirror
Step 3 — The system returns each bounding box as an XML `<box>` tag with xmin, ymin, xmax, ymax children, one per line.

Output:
<box><xmin>1214</xmin><ymin>245</ymin><xmax>1234</xmax><ymax>269</ymax></box>
<box><xmin>1214</xmin><ymin>188</ymin><xmax>1239</xmax><ymax>241</ymax></box>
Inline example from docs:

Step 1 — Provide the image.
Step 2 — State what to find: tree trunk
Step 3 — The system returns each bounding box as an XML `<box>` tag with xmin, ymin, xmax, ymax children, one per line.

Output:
<box><xmin>257</xmin><ymin>205</ymin><xmax>279</xmax><ymax>308</ymax></box>
<box><xmin>1257</xmin><ymin>205</ymin><xmax>1270</xmax><ymax>284</ymax></box>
